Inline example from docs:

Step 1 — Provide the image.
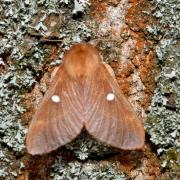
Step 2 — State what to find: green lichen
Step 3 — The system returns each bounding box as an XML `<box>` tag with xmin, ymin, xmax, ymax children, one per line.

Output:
<box><xmin>161</xmin><ymin>148</ymin><xmax>180</xmax><ymax>178</ymax></box>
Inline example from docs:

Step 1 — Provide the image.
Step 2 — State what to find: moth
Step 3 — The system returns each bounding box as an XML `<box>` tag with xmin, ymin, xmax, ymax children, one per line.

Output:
<box><xmin>26</xmin><ymin>43</ymin><xmax>145</xmax><ymax>155</ymax></box>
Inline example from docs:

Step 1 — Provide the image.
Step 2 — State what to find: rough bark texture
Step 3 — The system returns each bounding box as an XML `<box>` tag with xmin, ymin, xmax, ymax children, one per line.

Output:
<box><xmin>0</xmin><ymin>0</ymin><xmax>179</xmax><ymax>179</ymax></box>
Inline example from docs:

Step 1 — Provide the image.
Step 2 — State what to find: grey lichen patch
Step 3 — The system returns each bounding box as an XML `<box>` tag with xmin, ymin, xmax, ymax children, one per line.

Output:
<box><xmin>59</xmin><ymin>19</ymin><xmax>92</xmax><ymax>49</ymax></box>
<box><xmin>0</xmin><ymin>0</ymin><xmax>60</xmax><ymax>178</ymax></box>
<box><xmin>145</xmin><ymin>0</ymin><xmax>180</xmax><ymax>177</ymax></box>
<box><xmin>146</xmin><ymin>45</ymin><xmax>180</xmax><ymax>150</ymax></box>
<box><xmin>0</xmin><ymin>144</ymin><xmax>25</xmax><ymax>179</ymax></box>
<box><xmin>72</xmin><ymin>0</ymin><xmax>91</xmax><ymax>15</ymax></box>
<box><xmin>145</xmin><ymin>45</ymin><xmax>180</xmax><ymax>176</ymax></box>
<box><xmin>51</xmin><ymin>156</ymin><xmax>127</xmax><ymax>180</ymax></box>
<box><xmin>147</xmin><ymin>0</ymin><xmax>179</xmax><ymax>41</ymax></box>
<box><xmin>30</xmin><ymin>11</ymin><xmax>63</xmax><ymax>39</ymax></box>
<box><xmin>147</xmin><ymin>0</ymin><xmax>179</xmax><ymax>62</ymax></box>
<box><xmin>37</xmin><ymin>0</ymin><xmax>91</xmax><ymax>15</ymax></box>
<box><xmin>32</xmin><ymin>1</ymin><xmax>92</xmax><ymax>63</ymax></box>
<box><xmin>65</xmin><ymin>132</ymin><xmax>117</xmax><ymax>160</ymax></box>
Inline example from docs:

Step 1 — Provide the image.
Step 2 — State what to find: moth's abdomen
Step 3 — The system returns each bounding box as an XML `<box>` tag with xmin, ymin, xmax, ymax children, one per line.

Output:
<box><xmin>63</xmin><ymin>44</ymin><xmax>101</xmax><ymax>78</ymax></box>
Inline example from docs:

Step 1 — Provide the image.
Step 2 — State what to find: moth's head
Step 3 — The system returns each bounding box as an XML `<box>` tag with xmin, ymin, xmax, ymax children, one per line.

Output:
<box><xmin>63</xmin><ymin>43</ymin><xmax>102</xmax><ymax>78</ymax></box>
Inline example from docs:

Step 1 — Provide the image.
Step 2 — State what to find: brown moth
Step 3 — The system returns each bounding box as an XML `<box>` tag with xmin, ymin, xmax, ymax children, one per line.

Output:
<box><xmin>26</xmin><ymin>43</ymin><xmax>145</xmax><ymax>155</ymax></box>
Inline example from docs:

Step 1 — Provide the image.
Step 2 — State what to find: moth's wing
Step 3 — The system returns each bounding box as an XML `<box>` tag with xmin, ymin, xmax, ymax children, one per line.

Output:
<box><xmin>85</xmin><ymin>64</ymin><xmax>145</xmax><ymax>150</ymax></box>
<box><xmin>26</xmin><ymin>67</ymin><xmax>84</xmax><ymax>155</ymax></box>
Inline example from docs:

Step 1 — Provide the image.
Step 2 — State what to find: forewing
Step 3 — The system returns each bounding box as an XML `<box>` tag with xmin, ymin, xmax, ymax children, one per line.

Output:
<box><xmin>85</xmin><ymin>64</ymin><xmax>145</xmax><ymax>150</ymax></box>
<box><xmin>26</xmin><ymin>68</ymin><xmax>84</xmax><ymax>155</ymax></box>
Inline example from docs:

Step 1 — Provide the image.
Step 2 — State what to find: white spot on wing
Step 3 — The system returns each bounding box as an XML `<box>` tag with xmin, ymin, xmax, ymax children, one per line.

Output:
<box><xmin>51</xmin><ymin>95</ymin><xmax>60</xmax><ymax>103</ymax></box>
<box><xmin>106</xmin><ymin>93</ymin><xmax>115</xmax><ymax>101</ymax></box>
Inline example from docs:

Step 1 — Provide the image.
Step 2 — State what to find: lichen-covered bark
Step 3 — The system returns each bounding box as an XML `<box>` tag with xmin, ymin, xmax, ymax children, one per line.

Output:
<box><xmin>0</xmin><ymin>0</ymin><xmax>179</xmax><ymax>179</ymax></box>
<box><xmin>144</xmin><ymin>0</ymin><xmax>180</xmax><ymax>178</ymax></box>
